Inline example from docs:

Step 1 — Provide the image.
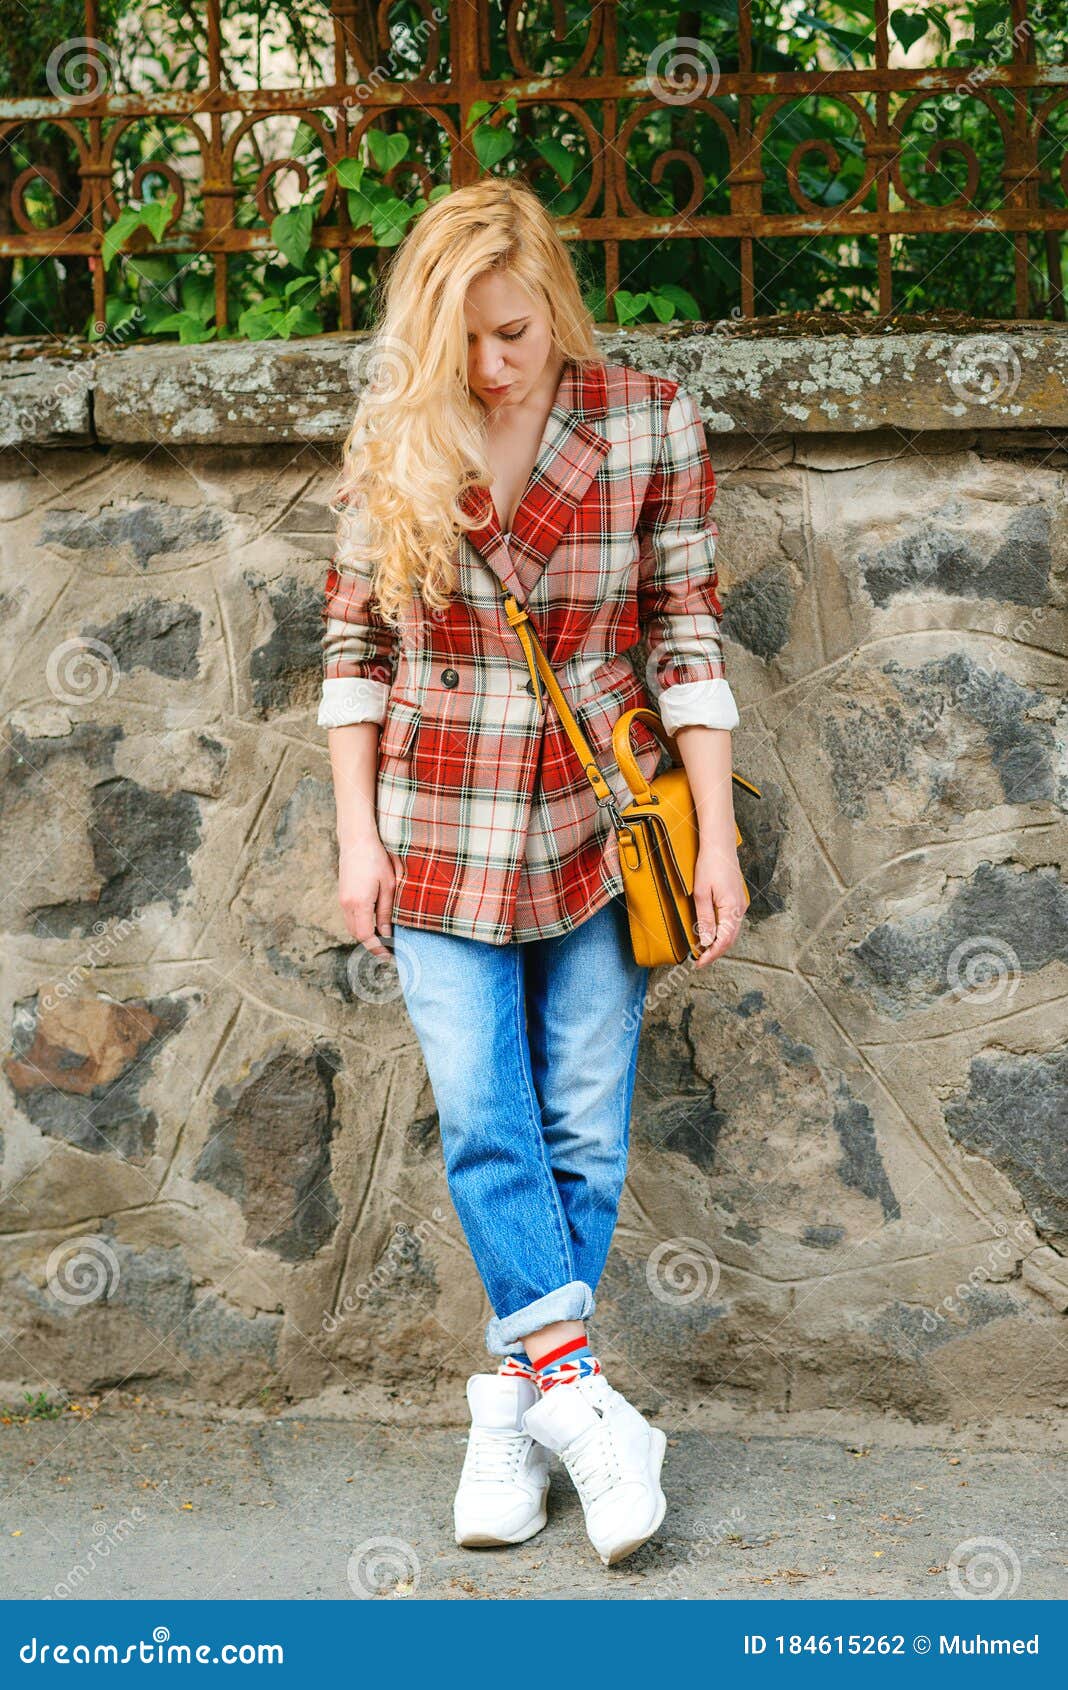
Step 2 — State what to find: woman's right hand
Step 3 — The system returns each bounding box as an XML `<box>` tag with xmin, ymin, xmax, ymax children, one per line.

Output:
<box><xmin>338</xmin><ymin>833</ymin><xmax>397</xmax><ymax>959</ymax></box>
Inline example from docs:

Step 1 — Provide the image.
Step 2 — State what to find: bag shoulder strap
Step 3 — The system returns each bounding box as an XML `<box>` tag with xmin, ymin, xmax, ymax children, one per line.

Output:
<box><xmin>498</xmin><ymin>582</ymin><xmax>616</xmax><ymax>806</ymax></box>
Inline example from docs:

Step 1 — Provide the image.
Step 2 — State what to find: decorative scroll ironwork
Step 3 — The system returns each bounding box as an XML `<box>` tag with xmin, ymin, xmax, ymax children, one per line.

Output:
<box><xmin>1</xmin><ymin>0</ymin><xmax>1066</xmax><ymax>326</ymax></box>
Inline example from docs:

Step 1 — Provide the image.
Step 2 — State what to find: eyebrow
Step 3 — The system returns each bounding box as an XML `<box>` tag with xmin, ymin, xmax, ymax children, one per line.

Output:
<box><xmin>468</xmin><ymin>316</ymin><xmax>530</xmax><ymax>336</ymax></box>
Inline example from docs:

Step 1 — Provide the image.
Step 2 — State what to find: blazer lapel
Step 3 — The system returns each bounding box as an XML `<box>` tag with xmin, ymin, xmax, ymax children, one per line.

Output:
<box><xmin>459</xmin><ymin>358</ymin><xmax>612</xmax><ymax>606</ymax></box>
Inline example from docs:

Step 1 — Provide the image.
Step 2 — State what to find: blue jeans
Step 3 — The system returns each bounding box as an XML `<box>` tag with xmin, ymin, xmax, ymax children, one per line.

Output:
<box><xmin>391</xmin><ymin>894</ymin><xmax>649</xmax><ymax>1354</ymax></box>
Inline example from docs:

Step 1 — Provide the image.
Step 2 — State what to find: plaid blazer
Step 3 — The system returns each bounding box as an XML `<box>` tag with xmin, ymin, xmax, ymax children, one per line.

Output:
<box><xmin>318</xmin><ymin>356</ymin><xmax>736</xmax><ymax>944</ymax></box>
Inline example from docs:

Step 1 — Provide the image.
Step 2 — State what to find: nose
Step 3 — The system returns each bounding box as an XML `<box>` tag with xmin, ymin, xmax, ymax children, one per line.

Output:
<box><xmin>471</xmin><ymin>343</ymin><xmax>506</xmax><ymax>385</ymax></box>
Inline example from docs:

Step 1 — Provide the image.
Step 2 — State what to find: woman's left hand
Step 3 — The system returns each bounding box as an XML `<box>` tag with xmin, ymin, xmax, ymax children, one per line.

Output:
<box><xmin>691</xmin><ymin>847</ymin><xmax>749</xmax><ymax>967</ymax></box>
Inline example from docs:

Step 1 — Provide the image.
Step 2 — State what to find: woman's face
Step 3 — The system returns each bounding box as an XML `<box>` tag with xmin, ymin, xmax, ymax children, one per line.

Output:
<box><xmin>464</xmin><ymin>270</ymin><xmax>556</xmax><ymax>410</ymax></box>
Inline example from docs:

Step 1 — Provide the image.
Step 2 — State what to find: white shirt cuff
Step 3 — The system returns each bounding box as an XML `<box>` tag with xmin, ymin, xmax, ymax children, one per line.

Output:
<box><xmin>317</xmin><ymin>677</ymin><xmax>390</xmax><ymax>728</ymax></box>
<box><xmin>657</xmin><ymin>679</ymin><xmax>740</xmax><ymax>733</ymax></box>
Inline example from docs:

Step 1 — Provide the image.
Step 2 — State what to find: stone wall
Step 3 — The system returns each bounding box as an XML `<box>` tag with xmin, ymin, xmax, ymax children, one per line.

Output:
<box><xmin>1</xmin><ymin>326</ymin><xmax>1065</xmax><ymax>1421</ymax></box>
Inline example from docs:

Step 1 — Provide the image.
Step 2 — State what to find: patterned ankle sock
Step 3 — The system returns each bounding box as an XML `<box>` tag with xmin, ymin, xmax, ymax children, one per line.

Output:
<box><xmin>498</xmin><ymin>1352</ymin><xmax>537</xmax><ymax>1382</ymax></box>
<box><xmin>533</xmin><ymin>1336</ymin><xmax>602</xmax><ymax>1392</ymax></box>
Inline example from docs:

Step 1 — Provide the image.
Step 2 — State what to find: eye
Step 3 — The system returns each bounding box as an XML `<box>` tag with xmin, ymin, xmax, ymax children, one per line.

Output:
<box><xmin>500</xmin><ymin>325</ymin><xmax>527</xmax><ymax>341</ymax></box>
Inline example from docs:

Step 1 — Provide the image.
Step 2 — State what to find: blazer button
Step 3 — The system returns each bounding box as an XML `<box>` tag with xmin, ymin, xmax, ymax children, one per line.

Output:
<box><xmin>441</xmin><ymin>667</ymin><xmax>459</xmax><ymax>688</ymax></box>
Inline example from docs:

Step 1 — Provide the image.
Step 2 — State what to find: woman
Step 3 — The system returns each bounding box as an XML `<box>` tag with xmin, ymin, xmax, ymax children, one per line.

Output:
<box><xmin>318</xmin><ymin>179</ymin><xmax>746</xmax><ymax>1567</ymax></box>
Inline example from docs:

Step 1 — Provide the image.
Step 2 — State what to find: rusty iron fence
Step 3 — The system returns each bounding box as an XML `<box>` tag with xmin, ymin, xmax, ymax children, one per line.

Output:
<box><xmin>2</xmin><ymin>0</ymin><xmax>1067</xmax><ymax>327</ymax></box>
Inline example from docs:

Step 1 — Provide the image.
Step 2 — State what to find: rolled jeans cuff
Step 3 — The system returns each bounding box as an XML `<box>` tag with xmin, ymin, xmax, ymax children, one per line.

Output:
<box><xmin>484</xmin><ymin>1279</ymin><xmax>595</xmax><ymax>1357</ymax></box>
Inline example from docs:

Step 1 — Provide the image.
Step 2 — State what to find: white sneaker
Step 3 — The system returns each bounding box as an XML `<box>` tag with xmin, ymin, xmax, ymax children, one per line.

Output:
<box><xmin>522</xmin><ymin>1371</ymin><xmax>667</xmax><ymax>1566</ymax></box>
<box><xmin>453</xmin><ymin>1374</ymin><xmax>550</xmax><ymax>1548</ymax></box>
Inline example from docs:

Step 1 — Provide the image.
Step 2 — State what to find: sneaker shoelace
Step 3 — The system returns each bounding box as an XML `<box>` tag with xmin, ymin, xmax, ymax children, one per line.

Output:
<box><xmin>466</xmin><ymin>1426</ymin><xmax>528</xmax><ymax>1484</ymax></box>
<box><xmin>565</xmin><ymin>1417</ymin><xmax>622</xmax><ymax>1506</ymax></box>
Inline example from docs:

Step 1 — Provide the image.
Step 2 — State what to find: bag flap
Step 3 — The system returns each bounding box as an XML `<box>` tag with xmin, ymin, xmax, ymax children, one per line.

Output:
<box><xmin>630</xmin><ymin>767</ymin><xmax>699</xmax><ymax>895</ymax></box>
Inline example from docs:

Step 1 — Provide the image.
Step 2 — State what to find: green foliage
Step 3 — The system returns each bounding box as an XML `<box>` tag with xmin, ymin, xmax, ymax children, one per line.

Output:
<box><xmin>5</xmin><ymin>2</ymin><xmax>1068</xmax><ymax>338</ymax></box>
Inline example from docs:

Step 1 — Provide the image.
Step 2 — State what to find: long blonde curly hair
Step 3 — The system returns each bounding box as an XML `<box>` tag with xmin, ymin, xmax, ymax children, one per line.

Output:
<box><xmin>332</xmin><ymin>178</ymin><xmax>600</xmax><ymax>624</ymax></box>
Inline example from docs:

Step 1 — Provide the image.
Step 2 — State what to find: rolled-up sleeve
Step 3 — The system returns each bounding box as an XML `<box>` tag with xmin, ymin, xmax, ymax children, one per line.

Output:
<box><xmin>636</xmin><ymin>387</ymin><xmax>740</xmax><ymax>733</ymax></box>
<box><xmin>317</xmin><ymin>502</ymin><xmax>398</xmax><ymax>729</ymax></box>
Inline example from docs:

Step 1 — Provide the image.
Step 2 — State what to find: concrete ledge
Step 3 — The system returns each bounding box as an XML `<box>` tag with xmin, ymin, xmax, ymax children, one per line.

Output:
<box><xmin>4</xmin><ymin>326</ymin><xmax>1068</xmax><ymax>449</ymax></box>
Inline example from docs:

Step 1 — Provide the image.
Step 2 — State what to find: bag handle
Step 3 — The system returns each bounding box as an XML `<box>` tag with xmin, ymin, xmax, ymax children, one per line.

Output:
<box><xmin>614</xmin><ymin>708</ymin><xmax>764</xmax><ymax>807</ymax></box>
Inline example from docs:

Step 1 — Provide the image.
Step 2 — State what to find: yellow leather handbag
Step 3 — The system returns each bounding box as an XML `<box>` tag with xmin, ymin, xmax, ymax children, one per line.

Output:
<box><xmin>500</xmin><ymin>583</ymin><xmax>761</xmax><ymax>968</ymax></box>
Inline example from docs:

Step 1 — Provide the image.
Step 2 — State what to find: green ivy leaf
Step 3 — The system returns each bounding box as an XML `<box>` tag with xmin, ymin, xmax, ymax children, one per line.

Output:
<box><xmin>180</xmin><ymin>272</ymin><xmax>215</xmax><ymax>324</ymax></box>
<box><xmin>613</xmin><ymin>289</ymin><xmax>651</xmax><ymax>326</ymax></box>
<box><xmin>473</xmin><ymin>123</ymin><xmax>514</xmax><ymax>169</ymax></box>
<box><xmin>647</xmin><ymin>294</ymin><xmax>678</xmax><ymax>324</ymax></box>
<box><xmin>533</xmin><ymin>138</ymin><xmax>575</xmax><ymax>186</ymax></box>
<box><xmin>334</xmin><ymin>157</ymin><xmax>365</xmax><ymax>191</ymax></box>
<box><xmin>102</xmin><ymin>207</ymin><xmax>146</xmax><ymax>271</ymax></box>
<box><xmin>139</xmin><ymin>193</ymin><xmax>177</xmax><ymax>243</ymax></box>
<box><xmin>366</xmin><ymin>129</ymin><xmax>409</xmax><ymax>174</ymax></box>
<box><xmin>346</xmin><ymin>189</ymin><xmax>377</xmax><ymax>231</ymax></box>
<box><xmin>147</xmin><ymin>310</ymin><xmax>216</xmax><ymax>344</ymax></box>
<box><xmin>238</xmin><ymin>305</ymin><xmax>285</xmax><ymax>341</ymax></box>
<box><xmin>271</xmin><ymin>203</ymin><xmax>315</xmax><ymax>269</ymax></box>
<box><xmin>654</xmin><ymin>283</ymin><xmax>701</xmax><ymax>320</ymax></box>
<box><xmin>291</xmin><ymin>120</ymin><xmax>318</xmax><ymax>159</ymax></box>
<box><xmin>282</xmin><ymin>305</ymin><xmax>322</xmax><ymax>338</ymax></box>
<box><xmin>371</xmin><ymin>195</ymin><xmax>418</xmax><ymax>246</ymax></box>
<box><xmin>284</xmin><ymin>274</ymin><xmax>318</xmax><ymax>303</ymax></box>
<box><xmin>126</xmin><ymin>255</ymin><xmax>177</xmax><ymax>285</ymax></box>
<box><xmin>890</xmin><ymin>8</ymin><xmax>928</xmax><ymax>52</ymax></box>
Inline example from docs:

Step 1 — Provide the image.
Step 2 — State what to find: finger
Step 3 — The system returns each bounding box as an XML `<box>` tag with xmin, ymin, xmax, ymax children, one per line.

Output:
<box><xmin>694</xmin><ymin>905</ymin><xmax>745</xmax><ymax>966</ymax></box>
<box><xmin>693</xmin><ymin>889</ymin><xmax>718</xmax><ymax>952</ymax></box>
<box><xmin>375</xmin><ymin>875</ymin><xmax>395</xmax><ymax>941</ymax></box>
<box><xmin>344</xmin><ymin>897</ymin><xmax>387</xmax><ymax>956</ymax></box>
